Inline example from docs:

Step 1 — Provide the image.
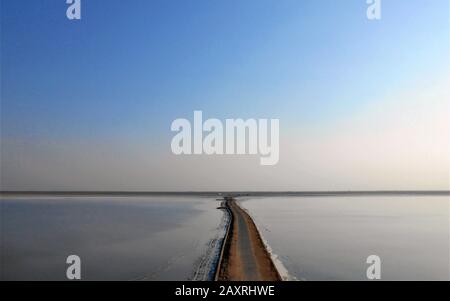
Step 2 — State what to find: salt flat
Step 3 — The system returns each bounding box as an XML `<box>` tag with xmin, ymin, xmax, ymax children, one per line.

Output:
<box><xmin>240</xmin><ymin>195</ymin><xmax>450</xmax><ymax>280</ymax></box>
<box><xmin>0</xmin><ymin>195</ymin><xmax>225</xmax><ymax>280</ymax></box>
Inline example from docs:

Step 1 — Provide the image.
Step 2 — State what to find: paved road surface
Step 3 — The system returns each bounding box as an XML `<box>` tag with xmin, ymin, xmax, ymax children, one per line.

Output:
<box><xmin>217</xmin><ymin>198</ymin><xmax>281</xmax><ymax>281</ymax></box>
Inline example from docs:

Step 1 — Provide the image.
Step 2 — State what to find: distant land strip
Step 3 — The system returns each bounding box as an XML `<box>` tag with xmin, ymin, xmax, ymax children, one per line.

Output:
<box><xmin>1</xmin><ymin>190</ymin><xmax>449</xmax><ymax>196</ymax></box>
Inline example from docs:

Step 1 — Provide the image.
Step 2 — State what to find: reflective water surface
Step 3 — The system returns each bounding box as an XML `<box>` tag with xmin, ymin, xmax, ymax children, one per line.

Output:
<box><xmin>240</xmin><ymin>195</ymin><xmax>449</xmax><ymax>280</ymax></box>
<box><xmin>1</xmin><ymin>196</ymin><xmax>224</xmax><ymax>280</ymax></box>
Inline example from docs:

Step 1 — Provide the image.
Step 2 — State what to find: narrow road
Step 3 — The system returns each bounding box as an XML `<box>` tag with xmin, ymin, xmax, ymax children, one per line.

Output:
<box><xmin>216</xmin><ymin>198</ymin><xmax>281</xmax><ymax>281</ymax></box>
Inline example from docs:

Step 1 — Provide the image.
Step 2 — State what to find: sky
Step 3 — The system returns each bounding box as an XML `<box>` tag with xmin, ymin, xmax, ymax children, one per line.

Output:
<box><xmin>1</xmin><ymin>0</ymin><xmax>449</xmax><ymax>191</ymax></box>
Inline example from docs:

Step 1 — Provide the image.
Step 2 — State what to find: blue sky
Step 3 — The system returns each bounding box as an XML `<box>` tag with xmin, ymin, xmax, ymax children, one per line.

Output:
<box><xmin>1</xmin><ymin>0</ymin><xmax>449</xmax><ymax>190</ymax></box>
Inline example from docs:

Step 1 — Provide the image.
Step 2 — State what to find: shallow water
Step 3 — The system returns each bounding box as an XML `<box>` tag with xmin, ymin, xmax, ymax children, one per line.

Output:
<box><xmin>0</xmin><ymin>196</ymin><xmax>225</xmax><ymax>280</ymax></box>
<box><xmin>240</xmin><ymin>195</ymin><xmax>450</xmax><ymax>280</ymax></box>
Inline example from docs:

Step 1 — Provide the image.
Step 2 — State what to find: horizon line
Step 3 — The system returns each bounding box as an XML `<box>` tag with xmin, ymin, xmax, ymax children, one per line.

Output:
<box><xmin>1</xmin><ymin>190</ymin><xmax>449</xmax><ymax>196</ymax></box>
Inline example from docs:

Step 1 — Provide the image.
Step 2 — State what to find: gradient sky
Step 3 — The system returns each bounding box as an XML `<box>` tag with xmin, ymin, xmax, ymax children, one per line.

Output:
<box><xmin>1</xmin><ymin>0</ymin><xmax>449</xmax><ymax>191</ymax></box>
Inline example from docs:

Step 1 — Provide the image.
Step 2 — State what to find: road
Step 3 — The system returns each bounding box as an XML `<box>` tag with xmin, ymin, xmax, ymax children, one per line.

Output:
<box><xmin>216</xmin><ymin>198</ymin><xmax>281</xmax><ymax>281</ymax></box>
